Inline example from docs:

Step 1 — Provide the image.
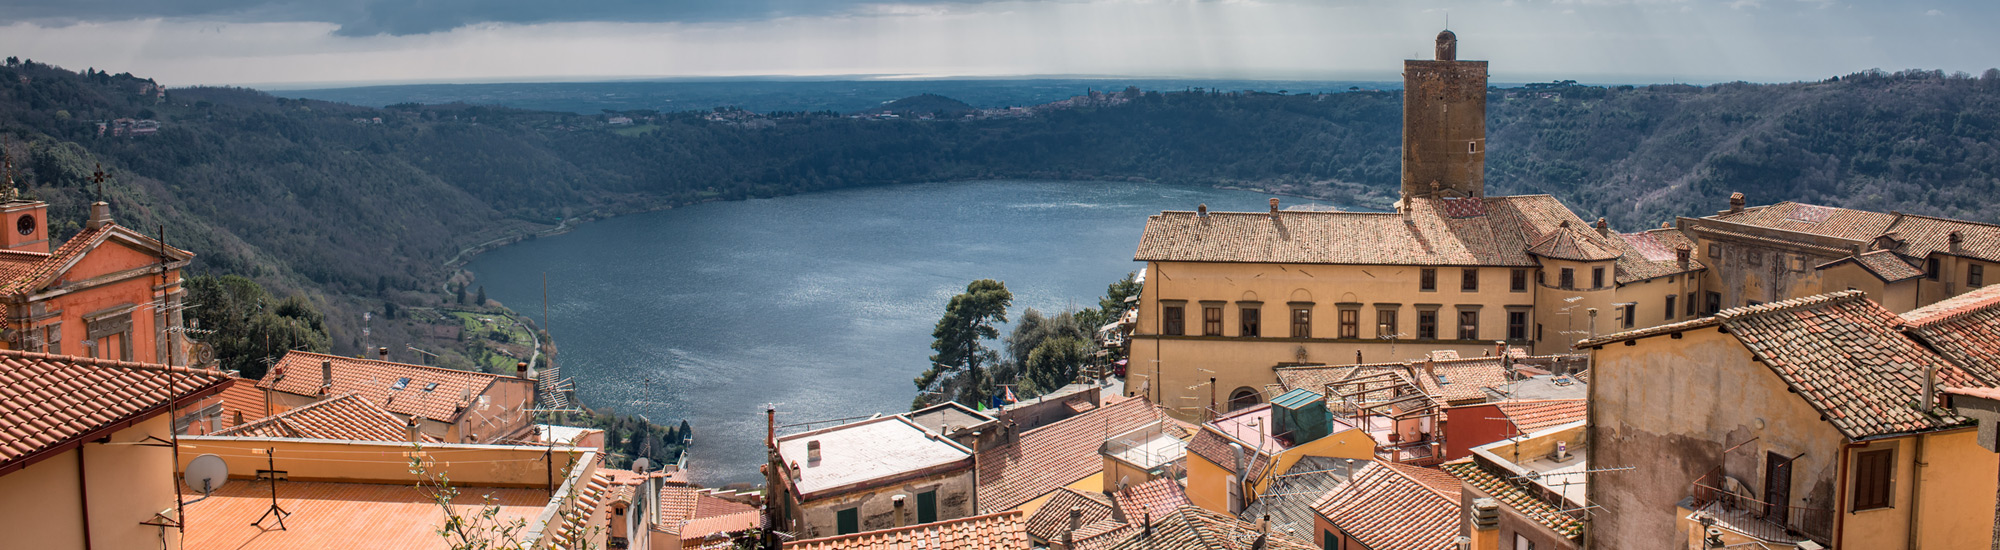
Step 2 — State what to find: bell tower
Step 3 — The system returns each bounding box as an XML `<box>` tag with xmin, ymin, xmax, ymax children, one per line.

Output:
<box><xmin>0</xmin><ymin>149</ymin><xmax>46</xmax><ymax>254</ymax></box>
<box><xmin>1401</xmin><ymin>30</ymin><xmax>1489</xmax><ymax>203</ymax></box>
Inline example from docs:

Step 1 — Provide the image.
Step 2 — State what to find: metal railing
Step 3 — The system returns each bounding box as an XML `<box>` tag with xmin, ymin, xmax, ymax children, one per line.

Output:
<box><xmin>1689</xmin><ymin>472</ymin><xmax>1832</xmax><ymax>545</ymax></box>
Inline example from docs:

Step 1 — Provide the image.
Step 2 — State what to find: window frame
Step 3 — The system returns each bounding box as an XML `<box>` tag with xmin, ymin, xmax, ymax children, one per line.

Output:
<box><xmin>1622</xmin><ymin>303</ymin><xmax>1636</xmax><ymax>329</ymax></box>
<box><xmin>917</xmin><ymin>490</ymin><xmax>938</xmax><ymax>524</ymax></box>
<box><xmin>1926</xmin><ymin>257</ymin><xmax>1941</xmax><ymax>280</ymax></box>
<box><xmin>1202</xmin><ymin>303</ymin><xmax>1224</xmax><ymax>336</ymax></box>
<box><xmin>837</xmin><ymin>507</ymin><xmax>861</xmax><ymax>535</ymax></box>
<box><xmin>1417</xmin><ymin>309</ymin><xmax>1439</xmax><ymax>340</ymax></box>
<box><xmin>1971</xmin><ymin>264</ymin><xmax>1985</xmax><ymax>287</ymax></box>
<box><xmin>1665</xmin><ymin>294</ymin><xmax>1677</xmax><ymax>320</ymax></box>
<box><xmin>1290</xmin><ymin>305</ymin><xmax>1313</xmax><ymax>338</ymax></box>
<box><xmin>1592</xmin><ymin>266</ymin><xmax>1606</xmax><ymax>289</ymax></box>
<box><xmin>1706</xmin><ymin>292</ymin><xmax>1722</xmax><ymax>315</ymax></box>
<box><xmin>1457</xmin><ymin>310</ymin><xmax>1479</xmax><ymax>340</ymax></box>
<box><xmin>1162</xmin><ymin>304</ymin><xmax>1186</xmax><ymax>336</ymax></box>
<box><xmin>1461</xmin><ymin>268</ymin><xmax>1479</xmax><ymax>292</ymax></box>
<box><xmin>1852</xmin><ymin>448</ymin><xmax>1895</xmax><ymax>511</ymax></box>
<box><xmin>1420</xmin><ymin>268</ymin><xmax>1437</xmax><ymax>292</ymax></box>
<box><xmin>1507</xmin><ymin>310</ymin><xmax>1528</xmax><ymax>341</ymax></box>
<box><xmin>1338</xmin><ymin>308</ymin><xmax>1360</xmax><ymax>339</ymax></box>
<box><xmin>1239</xmin><ymin>303</ymin><xmax>1262</xmax><ymax>337</ymax></box>
<box><xmin>1376</xmin><ymin>308</ymin><xmax>1399</xmax><ymax>339</ymax></box>
<box><xmin>1559</xmin><ymin>268</ymin><xmax>1575</xmax><ymax>290</ymax></box>
<box><xmin>1510</xmin><ymin>269</ymin><xmax>1528</xmax><ymax>292</ymax></box>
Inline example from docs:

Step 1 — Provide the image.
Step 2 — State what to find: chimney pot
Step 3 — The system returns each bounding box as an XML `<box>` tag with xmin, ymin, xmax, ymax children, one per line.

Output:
<box><xmin>1268</xmin><ymin>198</ymin><xmax>1280</xmax><ymax>214</ymax></box>
<box><xmin>1197</xmin><ymin>204</ymin><xmax>1208</xmax><ymax>217</ymax></box>
<box><xmin>1595</xmin><ymin>217</ymin><xmax>1609</xmax><ymax>237</ymax></box>
<box><xmin>378</xmin><ymin>347</ymin><xmax>389</xmax><ymax>360</ymax></box>
<box><xmin>320</xmin><ymin>360</ymin><xmax>334</xmax><ymax>394</ymax></box>
<box><xmin>1728</xmin><ymin>192</ymin><xmax>1746</xmax><ymax>213</ymax></box>
<box><xmin>893</xmin><ymin>495</ymin><xmax>908</xmax><ymax>528</ymax></box>
<box><xmin>516</xmin><ymin>361</ymin><xmax>530</xmax><ymax>379</ymax></box>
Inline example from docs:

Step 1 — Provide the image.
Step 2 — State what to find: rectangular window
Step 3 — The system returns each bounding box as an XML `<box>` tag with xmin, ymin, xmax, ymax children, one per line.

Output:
<box><xmin>1747</xmin><ymin>250</ymin><xmax>1762</xmax><ymax>266</ymax></box>
<box><xmin>837</xmin><ymin>507</ymin><xmax>860</xmax><ymax>535</ymax></box>
<box><xmin>917</xmin><ymin>490</ymin><xmax>938</xmax><ymax>524</ymax></box>
<box><xmin>1324</xmin><ymin>531</ymin><xmax>1338</xmax><ymax>550</ymax></box>
<box><xmin>1421</xmin><ymin>268</ymin><xmax>1437</xmax><ymax>291</ymax></box>
<box><xmin>1926</xmin><ymin>258</ymin><xmax>1941</xmax><ymax>280</ymax></box>
<box><xmin>1592</xmin><ymin>267</ymin><xmax>1606</xmax><ymax>289</ymax></box>
<box><xmin>1972</xmin><ymin>265</ymin><xmax>1985</xmax><ymax>287</ymax></box>
<box><xmin>1515</xmin><ymin>534</ymin><xmax>1535</xmax><ymax>550</ymax></box>
<box><xmin>1665</xmin><ymin>295</ymin><xmax>1677</xmax><ymax>320</ymax></box>
<box><xmin>1706</xmin><ymin>292</ymin><xmax>1722</xmax><ymax>315</ymax></box>
<box><xmin>1709</xmin><ymin>243</ymin><xmax>1722</xmax><ymax>259</ymax></box>
<box><xmin>1686</xmin><ymin>293</ymin><xmax>1698</xmax><ymax>317</ymax></box>
<box><xmin>1338</xmin><ymin>309</ymin><xmax>1360</xmax><ymax>339</ymax></box>
<box><xmin>1622</xmin><ymin>303</ymin><xmax>1636</xmax><ymax>329</ymax></box>
<box><xmin>1291</xmin><ymin>308</ymin><xmax>1312</xmax><ymax>338</ymax></box>
<box><xmin>1163</xmin><ymin>305</ymin><xmax>1185</xmax><ymax>336</ymax></box>
<box><xmin>1853</xmin><ymin>449</ymin><xmax>1895</xmax><ymax>511</ymax></box>
<box><xmin>1507</xmin><ymin>311</ymin><xmax>1527</xmax><ymax>341</ymax></box>
<box><xmin>1202</xmin><ymin>305</ymin><xmax>1223</xmax><ymax>336</ymax></box>
<box><xmin>1461</xmin><ymin>268</ymin><xmax>1479</xmax><ymax>292</ymax></box>
<box><xmin>1377</xmin><ymin>309</ymin><xmax>1398</xmax><ymax>339</ymax></box>
<box><xmin>1418</xmin><ymin>310</ymin><xmax>1438</xmax><ymax>340</ymax></box>
<box><xmin>1240</xmin><ymin>307</ymin><xmax>1261</xmax><ymax>337</ymax></box>
<box><xmin>1510</xmin><ymin>269</ymin><xmax>1527</xmax><ymax>292</ymax></box>
<box><xmin>1559</xmin><ymin>268</ymin><xmax>1575</xmax><ymax>290</ymax></box>
<box><xmin>1458</xmin><ymin>311</ymin><xmax>1479</xmax><ymax>340</ymax></box>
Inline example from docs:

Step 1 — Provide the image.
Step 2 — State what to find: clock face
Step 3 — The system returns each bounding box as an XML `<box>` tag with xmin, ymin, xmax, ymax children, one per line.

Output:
<box><xmin>15</xmin><ymin>214</ymin><xmax>33</xmax><ymax>236</ymax></box>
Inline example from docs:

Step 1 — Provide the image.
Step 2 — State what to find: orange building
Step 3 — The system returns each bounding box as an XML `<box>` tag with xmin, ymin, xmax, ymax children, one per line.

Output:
<box><xmin>0</xmin><ymin>195</ymin><xmax>192</xmax><ymax>366</ymax></box>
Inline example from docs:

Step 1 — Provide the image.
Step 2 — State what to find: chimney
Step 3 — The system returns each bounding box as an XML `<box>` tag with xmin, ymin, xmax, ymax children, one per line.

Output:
<box><xmin>1728</xmin><ymin>192</ymin><xmax>1745</xmax><ymax>214</ymax></box>
<box><xmin>1923</xmin><ymin>363</ymin><xmax>1939</xmax><ymax>412</ymax></box>
<box><xmin>85</xmin><ymin>201</ymin><xmax>111</xmax><ymax>230</ymax></box>
<box><xmin>1595</xmin><ymin>217</ymin><xmax>1609</xmax><ymax>237</ymax></box>
<box><xmin>1471</xmin><ymin>498</ymin><xmax>1500</xmax><ymax>530</ymax></box>
<box><xmin>1063</xmin><ymin>506</ymin><xmax>1083</xmax><ymax>549</ymax></box>
<box><xmin>1587</xmin><ymin>308</ymin><xmax>1599</xmax><ymax>338</ymax></box>
<box><xmin>1423</xmin><ymin>359</ymin><xmax>1438</xmax><ymax>385</ymax></box>
<box><xmin>516</xmin><ymin>361</ymin><xmax>530</xmax><ymax>379</ymax></box>
<box><xmin>1676</xmin><ymin>244</ymin><xmax>1691</xmax><ymax>268</ymax></box>
<box><xmin>1354</xmin><ymin>350</ymin><xmax>1363</xmax><ymax>365</ymax></box>
<box><xmin>766</xmin><ymin>408</ymin><xmax>777</xmax><ymax>450</ymax></box>
<box><xmin>1197</xmin><ymin>204</ymin><xmax>1208</xmax><ymax>217</ymax></box>
<box><xmin>892</xmin><ymin>495</ymin><xmax>907</xmax><ymax>528</ymax></box>
<box><xmin>1949</xmin><ymin>230</ymin><xmax>1964</xmax><ymax>253</ymax></box>
<box><xmin>406</xmin><ymin>417</ymin><xmax>422</xmax><ymax>443</ymax></box>
<box><xmin>1268</xmin><ymin>198</ymin><xmax>1280</xmax><ymax>215</ymax></box>
<box><xmin>379</xmin><ymin>347</ymin><xmax>390</xmax><ymax>361</ymax></box>
<box><xmin>320</xmin><ymin>360</ymin><xmax>334</xmax><ymax>395</ymax></box>
<box><xmin>1493</xmin><ymin>341</ymin><xmax>1506</xmax><ymax>359</ymax></box>
<box><xmin>806</xmin><ymin>440</ymin><xmax>822</xmax><ymax>463</ymax></box>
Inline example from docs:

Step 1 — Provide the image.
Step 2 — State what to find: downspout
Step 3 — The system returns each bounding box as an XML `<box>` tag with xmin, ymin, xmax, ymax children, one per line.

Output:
<box><xmin>1908</xmin><ymin>434</ymin><xmax>1927</xmax><ymax>550</ymax></box>
<box><xmin>78</xmin><ymin>444</ymin><xmax>92</xmax><ymax>550</ymax></box>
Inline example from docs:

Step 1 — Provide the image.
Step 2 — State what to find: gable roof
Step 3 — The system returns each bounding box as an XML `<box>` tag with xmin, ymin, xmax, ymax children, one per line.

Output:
<box><xmin>783</xmin><ymin>510</ymin><xmax>1028</xmax><ymax>550</ymax></box>
<box><xmin>1492</xmin><ymin>400</ymin><xmax>1590</xmax><ymax>433</ymax></box>
<box><xmin>1101</xmin><ymin>505</ymin><xmax>1318</xmax><ymax>550</ymax></box>
<box><xmin>1527</xmin><ymin>225</ymin><xmax>1621</xmax><ymax>261</ymax></box>
<box><xmin>0</xmin><ymin>222</ymin><xmax>194</xmax><ymax>297</ymax></box>
<box><xmin>1817</xmin><ymin>249</ymin><xmax>1924</xmax><ymax>283</ymax></box>
<box><xmin>215</xmin><ymin>393</ymin><xmax>426</xmax><ymax>442</ymax></box>
<box><xmin>1134</xmin><ymin>195</ymin><xmax>1587</xmax><ymax>268</ymax></box>
<box><xmin>1312</xmin><ymin>463</ymin><xmax>1461</xmax><ymax>550</ymax></box>
<box><xmin>258</xmin><ymin>350</ymin><xmax>518</xmax><ymax>421</ymax></box>
<box><xmin>0</xmin><ymin>349</ymin><xmax>231</xmax><ymax>474</ymax></box>
<box><xmin>1584</xmin><ymin>290</ymin><xmax>1985</xmax><ymax>440</ymax></box>
<box><xmin>1614</xmin><ymin>228</ymin><xmax>1706</xmax><ymax>283</ymax></box>
<box><xmin>1902</xmin><ymin>284</ymin><xmax>2000</xmax><ymax>385</ymax></box>
<box><xmin>1243</xmin><ymin>456</ymin><xmax>1371</xmax><ymax>542</ymax></box>
<box><xmin>1114</xmin><ymin>476</ymin><xmax>1192</xmax><ymax>523</ymax></box>
<box><xmin>1709</xmin><ymin>202</ymin><xmax>1900</xmax><ymax>241</ymax></box>
<box><xmin>1024</xmin><ymin>488</ymin><xmax>1117</xmax><ymax>543</ymax></box>
<box><xmin>977</xmin><ymin>397</ymin><xmax>1160</xmax><ymax>513</ymax></box>
<box><xmin>1879</xmin><ymin>213</ymin><xmax>2000</xmax><ymax>264</ymax></box>
<box><xmin>1442</xmin><ymin>461</ymin><xmax>1584</xmax><ymax>540</ymax></box>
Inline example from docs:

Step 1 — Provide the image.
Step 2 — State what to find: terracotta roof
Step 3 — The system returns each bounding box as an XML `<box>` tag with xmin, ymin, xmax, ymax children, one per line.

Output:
<box><xmin>1902</xmin><ymin>284</ymin><xmax>2000</xmax><ymax>385</ymax></box>
<box><xmin>259</xmin><ymin>350</ymin><xmax>518</xmax><ymax>422</ymax></box>
<box><xmin>1100</xmin><ymin>505</ymin><xmax>1318</xmax><ymax>550</ymax></box>
<box><xmin>1614</xmin><ymin>228</ymin><xmax>1706</xmax><ymax>283</ymax></box>
<box><xmin>1070</xmin><ymin>520</ymin><xmax>1138</xmax><ymax>550</ymax></box>
<box><xmin>1945</xmin><ymin>387</ymin><xmax>2000</xmax><ymax>401</ymax></box>
<box><xmin>215</xmin><ymin>393</ymin><xmax>425</xmax><ymax>442</ymax></box>
<box><xmin>1135</xmin><ymin>196</ymin><xmax>1587</xmax><ymax>268</ymax></box>
<box><xmin>182</xmin><ymin>480</ymin><xmax>549</xmax><ymax>550</ymax></box>
<box><xmin>1243</xmin><ymin>456</ymin><xmax>1371</xmax><ymax>542</ymax></box>
<box><xmin>1442</xmin><ymin>461</ymin><xmax>1584</xmax><ymax>540</ymax></box>
<box><xmin>1882</xmin><ymin>213</ymin><xmax>2000</xmax><ymax>263</ymax></box>
<box><xmin>1817</xmin><ymin>250</ymin><xmax>1924</xmax><ymax>283</ymax></box>
<box><xmin>550</xmin><ymin>472</ymin><xmax>615</xmax><ymax>550</ymax></box>
<box><xmin>1574</xmin><ymin>313</ymin><xmax>1724</xmax><ymax>349</ymax></box>
<box><xmin>657</xmin><ymin>484</ymin><xmax>702</xmax><ymax>535</ymax></box>
<box><xmin>1709</xmin><ymin>202</ymin><xmax>1899</xmax><ymax>241</ymax></box>
<box><xmin>1024</xmin><ymin>488</ymin><xmax>1117</xmax><ymax>542</ymax></box>
<box><xmin>678</xmin><ymin>510</ymin><xmax>763</xmax><ymax>544</ymax></box>
<box><xmin>1412</xmin><ymin>358</ymin><xmax>1512</xmax><ymax>404</ymax></box>
<box><xmin>695</xmin><ymin>493</ymin><xmax>757</xmax><ymax>518</ymax></box>
<box><xmin>1527</xmin><ymin>225</ymin><xmax>1621</xmax><ymax>262</ymax></box>
<box><xmin>216</xmin><ymin>376</ymin><xmax>268</xmax><ymax>428</ymax></box>
<box><xmin>1492</xmin><ymin>400</ymin><xmax>1589</xmax><ymax>433</ymax></box>
<box><xmin>1185</xmin><ymin>425</ymin><xmax>1272</xmax><ymax>477</ymax></box>
<box><xmin>783</xmin><ymin>510</ymin><xmax>1029</xmax><ymax>550</ymax></box>
<box><xmin>1115</xmin><ymin>477</ymin><xmax>1192</xmax><ymax>522</ymax></box>
<box><xmin>0</xmin><ymin>223</ymin><xmax>194</xmax><ymax>297</ymax></box>
<box><xmin>0</xmin><ymin>349</ymin><xmax>230</xmax><ymax>474</ymax></box>
<box><xmin>1271</xmin><ymin>365</ymin><xmax>1358</xmax><ymax>395</ymax></box>
<box><xmin>977</xmin><ymin>397</ymin><xmax>1160</xmax><ymax>513</ymax></box>
<box><xmin>1312</xmin><ymin>463</ymin><xmax>1461</xmax><ymax>550</ymax></box>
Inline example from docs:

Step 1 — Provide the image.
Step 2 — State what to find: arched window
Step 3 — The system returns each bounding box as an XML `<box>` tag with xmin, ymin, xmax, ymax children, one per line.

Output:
<box><xmin>1228</xmin><ymin>387</ymin><xmax>1262</xmax><ymax>412</ymax></box>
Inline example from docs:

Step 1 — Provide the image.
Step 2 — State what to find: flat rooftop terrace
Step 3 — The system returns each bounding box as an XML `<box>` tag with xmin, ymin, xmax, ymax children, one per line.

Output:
<box><xmin>184</xmin><ymin>481</ymin><xmax>549</xmax><ymax>550</ymax></box>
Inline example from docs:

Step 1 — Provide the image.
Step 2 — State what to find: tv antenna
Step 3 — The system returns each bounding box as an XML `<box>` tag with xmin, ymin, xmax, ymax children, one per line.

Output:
<box><xmin>252</xmin><ymin>447</ymin><xmax>291</xmax><ymax>530</ymax></box>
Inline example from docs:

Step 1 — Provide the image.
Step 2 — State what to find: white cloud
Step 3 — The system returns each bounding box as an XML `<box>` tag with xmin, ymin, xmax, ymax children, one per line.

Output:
<box><xmin>1925</xmin><ymin>9</ymin><xmax>1943</xmax><ymax>15</ymax></box>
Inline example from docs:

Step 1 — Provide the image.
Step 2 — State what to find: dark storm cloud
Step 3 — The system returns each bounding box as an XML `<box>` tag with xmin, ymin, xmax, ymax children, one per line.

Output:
<box><xmin>0</xmin><ymin>0</ymin><xmax>898</xmax><ymax>36</ymax></box>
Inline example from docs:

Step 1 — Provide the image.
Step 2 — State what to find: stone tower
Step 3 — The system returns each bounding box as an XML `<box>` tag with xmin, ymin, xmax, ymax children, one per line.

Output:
<box><xmin>1401</xmin><ymin>30</ymin><xmax>1488</xmax><ymax>202</ymax></box>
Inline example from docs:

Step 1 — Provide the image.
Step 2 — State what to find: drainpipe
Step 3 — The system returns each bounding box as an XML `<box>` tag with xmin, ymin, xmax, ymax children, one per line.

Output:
<box><xmin>78</xmin><ymin>444</ymin><xmax>92</xmax><ymax>550</ymax></box>
<box><xmin>1908</xmin><ymin>434</ymin><xmax>1928</xmax><ymax>550</ymax></box>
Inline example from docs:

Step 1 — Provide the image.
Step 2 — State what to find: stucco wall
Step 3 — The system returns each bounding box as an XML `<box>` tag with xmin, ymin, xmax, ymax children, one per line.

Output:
<box><xmin>792</xmin><ymin>467</ymin><xmax>974</xmax><ymax>539</ymax></box>
<box><xmin>0</xmin><ymin>415</ymin><xmax>183</xmax><ymax>550</ymax></box>
<box><xmin>1588</xmin><ymin>326</ymin><xmax>1846</xmax><ymax>550</ymax></box>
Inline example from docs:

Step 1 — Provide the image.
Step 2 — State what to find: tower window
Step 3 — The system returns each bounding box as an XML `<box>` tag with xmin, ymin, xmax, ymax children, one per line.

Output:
<box><xmin>1468</xmin><ymin>141</ymin><xmax>1480</xmax><ymax>154</ymax></box>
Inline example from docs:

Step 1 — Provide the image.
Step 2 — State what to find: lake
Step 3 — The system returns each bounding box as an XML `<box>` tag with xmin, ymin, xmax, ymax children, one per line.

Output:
<box><xmin>465</xmin><ymin>180</ymin><xmax>1315</xmax><ymax>485</ymax></box>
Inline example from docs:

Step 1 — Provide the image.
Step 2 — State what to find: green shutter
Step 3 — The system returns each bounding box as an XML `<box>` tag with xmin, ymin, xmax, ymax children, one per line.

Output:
<box><xmin>837</xmin><ymin>507</ymin><xmax>859</xmax><ymax>535</ymax></box>
<box><xmin>917</xmin><ymin>491</ymin><xmax>938</xmax><ymax>524</ymax></box>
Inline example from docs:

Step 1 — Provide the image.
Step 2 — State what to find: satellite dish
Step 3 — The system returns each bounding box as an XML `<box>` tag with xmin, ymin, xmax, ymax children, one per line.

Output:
<box><xmin>184</xmin><ymin>454</ymin><xmax>229</xmax><ymax>495</ymax></box>
<box><xmin>631</xmin><ymin>457</ymin><xmax>652</xmax><ymax>473</ymax></box>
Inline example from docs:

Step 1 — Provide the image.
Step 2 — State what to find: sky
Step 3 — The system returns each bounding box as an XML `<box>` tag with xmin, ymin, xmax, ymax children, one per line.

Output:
<box><xmin>0</xmin><ymin>0</ymin><xmax>1992</xmax><ymax>88</ymax></box>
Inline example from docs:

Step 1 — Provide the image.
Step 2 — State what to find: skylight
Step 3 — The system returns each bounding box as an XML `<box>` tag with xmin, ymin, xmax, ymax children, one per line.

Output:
<box><xmin>424</xmin><ymin>382</ymin><xmax>439</xmax><ymax>392</ymax></box>
<box><xmin>392</xmin><ymin>377</ymin><xmax>411</xmax><ymax>390</ymax></box>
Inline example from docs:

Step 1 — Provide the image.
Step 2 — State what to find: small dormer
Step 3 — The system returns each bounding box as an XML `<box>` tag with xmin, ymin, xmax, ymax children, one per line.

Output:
<box><xmin>0</xmin><ymin>198</ymin><xmax>48</xmax><ymax>254</ymax></box>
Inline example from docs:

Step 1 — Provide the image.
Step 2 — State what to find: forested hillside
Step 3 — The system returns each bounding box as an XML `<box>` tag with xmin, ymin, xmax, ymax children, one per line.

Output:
<box><xmin>2</xmin><ymin>57</ymin><xmax>1997</xmax><ymax>361</ymax></box>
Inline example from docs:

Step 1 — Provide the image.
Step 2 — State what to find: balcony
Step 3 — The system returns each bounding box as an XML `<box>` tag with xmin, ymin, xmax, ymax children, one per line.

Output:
<box><xmin>1688</xmin><ymin>473</ymin><xmax>1832</xmax><ymax>547</ymax></box>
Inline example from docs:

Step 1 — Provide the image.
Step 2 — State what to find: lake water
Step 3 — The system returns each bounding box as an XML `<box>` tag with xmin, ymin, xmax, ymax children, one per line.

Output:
<box><xmin>465</xmin><ymin>180</ymin><xmax>1308</xmax><ymax>485</ymax></box>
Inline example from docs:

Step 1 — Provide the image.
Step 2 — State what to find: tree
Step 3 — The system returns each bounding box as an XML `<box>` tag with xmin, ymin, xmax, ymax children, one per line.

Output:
<box><xmin>475</xmin><ymin>285</ymin><xmax>487</xmax><ymax>307</ymax></box>
<box><xmin>187</xmin><ymin>275</ymin><xmax>331</xmax><ymax>378</ymax></box>
<box><xmin>913</xmin><ymin>279</ymin><xmax>1011</xmax><ymax>409</ymax></box>
<box><xmin>1024</xmin><ymin>336</ymin><xmax>1093</xmax><ymax>395</ymax></box>
<box><xmin>457</xmin><ymin>285</ymin><xmax>468</xmax><ymax>305</ymax></box>
<box><xmin>1003</xmin><ymin>308</ymin><xmax>1094</xmax><ymax>397</ymax></box>
<box><xmin>384</xmin><ymin>301</ymin><xmax>399</xmax><ymax>320</ymax></box>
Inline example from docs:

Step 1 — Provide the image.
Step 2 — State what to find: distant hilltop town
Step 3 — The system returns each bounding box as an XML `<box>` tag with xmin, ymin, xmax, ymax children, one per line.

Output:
<box><xmin>3</xmin><ymin>30</ymin><xmax>2000</xmax><ymax>550</ymax></box>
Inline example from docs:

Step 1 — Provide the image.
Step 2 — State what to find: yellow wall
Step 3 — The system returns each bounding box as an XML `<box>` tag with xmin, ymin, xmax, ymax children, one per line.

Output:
<box><xmin>1012</xmin><ymin>472</ymin><xmax>1107</xmax><ymax>519</ymax></box>
<box><xmin>179</xmin><ymin>435</ymin><xmax>592</xmax><ymax>488</ymax></box>
<box><xmin>0</xmin><ymin>415</ymin><xmax>184</xmax><ymax>550</ymax></box>
<box><xmin>1185</xmin><ymin>450</ymin><xmax>1240</xmax><ymax>514</ymax></box>
<box><xmin>1252</xmin><ymin>428</ymin><xmax>1377</xmax><ymax>496</ymax></box>
<box><xmin>1839</xmin><ymin>429</ymin><xmax>1998</xmax><ymax>550</ymax></box>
